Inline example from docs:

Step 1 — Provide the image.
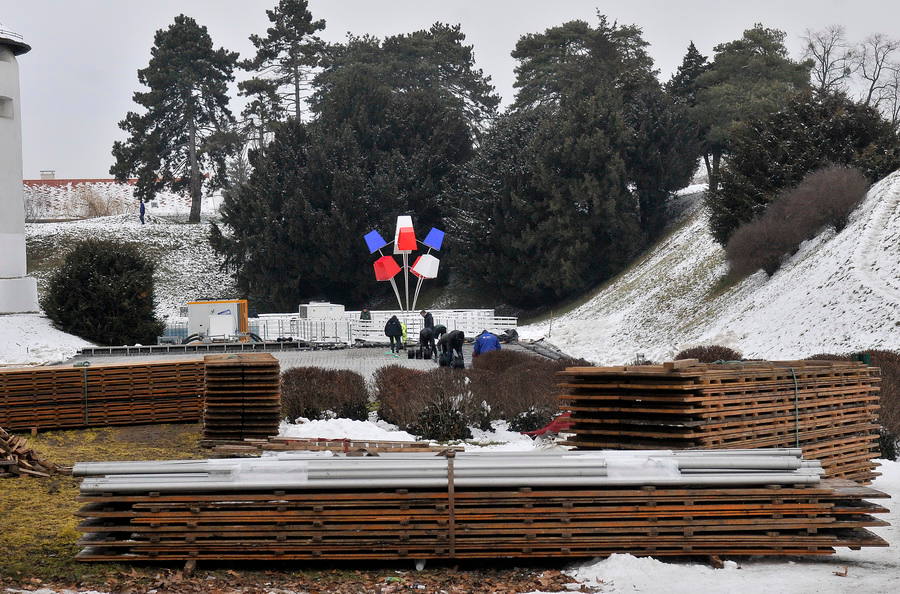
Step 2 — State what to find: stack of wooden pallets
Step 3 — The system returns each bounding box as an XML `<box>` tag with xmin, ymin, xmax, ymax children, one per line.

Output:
<box><xmin>202</xmin><ymin>354</ymin><xmax>281</xmax><ymax>442</ymax></box>
<box><xmin>559</xmin><ymin>360</ymin><xmax>881</xmax><ymax>482</ymax></box>
<box><xmin>0</xmin><ymin>360</ymin><xmax>205</xmax><ymax>432</ymax></box>
<box><xmin>72</xmin><ymin>451</ymin><xmax>889</xmax><ymax>562</ymax></box>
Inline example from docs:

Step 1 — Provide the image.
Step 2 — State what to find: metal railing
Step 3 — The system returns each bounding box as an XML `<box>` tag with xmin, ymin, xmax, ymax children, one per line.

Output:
<box><xmin>161</xmin><ymin>309</ymin><xmax>517</xmax><ymax>346</ymax></box>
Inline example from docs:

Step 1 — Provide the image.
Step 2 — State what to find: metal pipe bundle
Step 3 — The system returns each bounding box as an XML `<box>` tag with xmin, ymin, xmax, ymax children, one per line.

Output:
<box><xmin>75</xmin><ymin>450</ymin><xmax>823</xmax><ymax>493</ymax></box>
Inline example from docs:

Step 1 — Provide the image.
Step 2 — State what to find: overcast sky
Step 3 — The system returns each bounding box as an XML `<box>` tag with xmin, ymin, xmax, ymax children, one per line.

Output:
<box><xmin>3</xmin><ymin>1</ymin><xmax>898</xmax><ymax>179</ymax></box>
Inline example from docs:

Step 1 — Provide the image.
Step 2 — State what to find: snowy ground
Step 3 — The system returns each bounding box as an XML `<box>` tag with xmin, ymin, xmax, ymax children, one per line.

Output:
<box><xmin>562</xmin><ymin>459</ymin><xmax>900</xmax><ymax>594</ymax></box>
<box><xmin>0</xmin><ymin>314</ymin><xmax>90</xmax><ymax>366</ymax></box>
<box><xmin>277</xmin><ymin>414</ymin><xmax>900</xmax><ymax>594</ymax></box>
<box><xmin>26</xmin><ymin>213</ymin><xmax>238</xmax><ymax>320</ymax></box>
<box><xmin>521</xmin><ymin>171</ymin><xmax>900</xmax><ymax>364</ymax></box>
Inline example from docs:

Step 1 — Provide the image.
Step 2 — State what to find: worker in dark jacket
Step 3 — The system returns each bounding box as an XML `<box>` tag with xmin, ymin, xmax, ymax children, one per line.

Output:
<box><xmin>438</xmin><ymin>329</ymin><xmax>465</xmax><ymax>367</ymax></box>
<box><xmin>473</xmin><ymin>329</ymin><xmax>501</xmax><ymax>357</ymax></box>
<box><xmin>384</xmin><ymin>315</ymin><xmax>403</xmax><ymax>354</ymax></box>
<box><xmin>420</xmin><ymin>310</ymin><xmax>434</xmax><ymax>330</ymax></box>
<box><xmin>419</xmin><ymin>326</ymin><xmax>436</xmax><ymax>358</ymax></box>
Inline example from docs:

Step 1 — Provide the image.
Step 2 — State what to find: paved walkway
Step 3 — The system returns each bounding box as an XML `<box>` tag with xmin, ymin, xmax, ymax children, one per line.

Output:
<box><xmin>69</xmin><ymin>343</ymin><xmax>535</xmax><ymax>379</ymax></box>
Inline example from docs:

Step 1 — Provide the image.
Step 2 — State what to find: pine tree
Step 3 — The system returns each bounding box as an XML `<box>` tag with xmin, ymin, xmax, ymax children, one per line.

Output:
<box><xmin>694</xmin><ymin>24</ymin><xmax>812</xmax><ymax>193</ymax></box>
<box><xmin>241</xmin><ymin>0</ymin><xmax>325</xmax><ymax>121</ymax></box>
<box><xmin>111</xmin><ymin>15</ymin><xmax>239</xmax><ymax>223</ymax></box>
<box><xmin>667</xmin><ymin>41</ymin><xmax>709</xmax><ymax>106</ymax></box>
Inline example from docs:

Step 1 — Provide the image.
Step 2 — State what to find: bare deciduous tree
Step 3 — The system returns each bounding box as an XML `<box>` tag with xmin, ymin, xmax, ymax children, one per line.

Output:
<box><xmin>803</xmin><ymin>25</ymin><xmax>855</xmax><ymax>93</ymax></box>
<box><xmin>855</xmin><ymin>34</ymin><xmax>900</xmax><ymax>106</ymax></box>
<box><xmin>881</xmin><ymin>65</ymin><xmax>900</xmax><ymax>129</ymax></box>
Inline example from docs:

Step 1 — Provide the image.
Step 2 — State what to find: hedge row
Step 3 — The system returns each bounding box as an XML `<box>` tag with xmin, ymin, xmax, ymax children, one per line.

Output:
<box><xmin>281</xmin><ymin>351</ymin><xmax>590</xmax><ymax>441</ymax></box>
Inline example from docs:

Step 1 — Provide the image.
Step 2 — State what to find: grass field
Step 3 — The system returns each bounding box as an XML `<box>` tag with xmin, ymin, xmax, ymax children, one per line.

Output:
<box><xmin>0</xmin><ymin>423</ymin><xmax>575</xmax><ymax>593</ymax></box>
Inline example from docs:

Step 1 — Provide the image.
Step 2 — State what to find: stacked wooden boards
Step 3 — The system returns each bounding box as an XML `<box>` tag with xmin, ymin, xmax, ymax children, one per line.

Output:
<box><xmin>559</xmin><ymin>360</ymin><xmax>881</xmax><ymax>482</ymax></box>
<box><xmin>72</xmin><ymin>452</ymin><xmax>889</xmax><ymax>562</ymax></box>
<box><xmin>202</xmin><ymin>354</ymin><xmax>281</xmax><ymax>442</ymax></box>
<box><xmin>208</xmin><ymin>436</ymin><xmax>459</xmax><ymax>457</ymax></box>
<box><xmin>0</xmin><ymin>426</ymin><xmax>60</xmax><ymax>478</ymax></box>
<box><xmin>0</xmin><ymin>360</ymin><xmax>205</xmax><ymax>431</ymax></box>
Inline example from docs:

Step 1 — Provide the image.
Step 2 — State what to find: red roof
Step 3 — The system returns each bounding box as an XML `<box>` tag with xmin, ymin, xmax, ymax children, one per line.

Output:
<box><xmin>23</xmin><ymin>178</ymin><xmax>139</xmax><ymax>187</ymax></box>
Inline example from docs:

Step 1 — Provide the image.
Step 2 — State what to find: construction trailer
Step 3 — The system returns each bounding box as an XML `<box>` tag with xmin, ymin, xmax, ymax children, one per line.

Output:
<box><xmin>186</xmin><ymin>299</ymin><xmax>250</xmax><ymax>342</ymax></box>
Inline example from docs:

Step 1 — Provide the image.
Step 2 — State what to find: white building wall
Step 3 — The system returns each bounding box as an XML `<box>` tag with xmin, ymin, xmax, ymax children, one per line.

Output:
<box><xmin>0</xmin><ymin>44</ymin><xmax>37</xmax><ymax>311</ymax></box>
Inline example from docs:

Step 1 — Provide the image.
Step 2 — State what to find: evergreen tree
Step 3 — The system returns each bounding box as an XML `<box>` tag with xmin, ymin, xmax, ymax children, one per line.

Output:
<box><xmin>708</xmin><ymin>90</ymin><xmax>900</xmax><ymax>244</ymax></box>
<box><xmin>212</xmin><ymin>24</ymin><xmax>497</xmax><ymax>309</ymax></box>
<box><xmin>237</xmin><ymin>77</ymin><xmax>286</xmax><ymax>150</ymax></box>
<box><xmin>241</xmin><ymin>0</ymin><xmax>325</xmax><ymax>121</ymax></box>
<box><xmin>511</xmin><ymin>14</ymin><xmax>657</xmax><ymax>109</ymax></box>
<box><xmin>111</xmin><ymin>15</ymin><xmax>239</xmax><ymax>223</ymax></box>
<box><xmin>457</xmin><ymin>89</ymin><xmax>641</xmax><ymax>306</ymax></box>
<box><xmin>626</xmin><ymin>86</ymin><xmax>702</xmax><ymax>236</ymax></box>
<box><xmin>42</xmin><ymin>239</ymin><xmax>164</xmax><ymax>346</ymax></box>
<box><xmin>694</xmin><ymin>24</ymin><xmax>812</xmax><ymax>193</ymax></box>
<box><xmin>667</xmin><ymin>41</ymin><xmax>709</xmax><ymax>106</ymax></box>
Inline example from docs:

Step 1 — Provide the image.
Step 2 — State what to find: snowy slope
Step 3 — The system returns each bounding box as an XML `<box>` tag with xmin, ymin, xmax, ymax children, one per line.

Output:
<box><xmin>521</xmin><ymin>172</ymin><xmax>900</xmax><ymax>364</ymax></box>
<box><xmin>26</xmin><ymin>215</ymin><xmax>238</xmax><ymax>320</ymax></box>
<box><xmin>23</xmin><ymin>180</ymin><xmax>222</xmax><ymax>220</ymax></box>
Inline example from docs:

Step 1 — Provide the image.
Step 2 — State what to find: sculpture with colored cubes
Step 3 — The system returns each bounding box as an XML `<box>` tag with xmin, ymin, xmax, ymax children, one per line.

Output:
<box><xmin>364</xmin><ymin>217</ymin><xmax>444</xmax><ymax>311</ymax></box>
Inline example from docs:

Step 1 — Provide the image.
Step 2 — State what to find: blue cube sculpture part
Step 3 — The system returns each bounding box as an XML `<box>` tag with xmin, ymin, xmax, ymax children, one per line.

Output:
<box><xmin>423</xmin><ymin>228</ymin><xmax>445</xmax><ymax>251</ymax></box>
<box><xmin>364</xmin><ymin>230</ymin><xmax>388</xmax><ymax>254</ymax></box>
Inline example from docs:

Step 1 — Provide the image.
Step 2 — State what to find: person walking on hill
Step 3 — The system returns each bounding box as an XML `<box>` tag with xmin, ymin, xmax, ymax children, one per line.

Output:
<box><xmin>473</xmin><ymin>329</ymin><xmax>501</xmax><ymax>358</ymax></box>
<box><xmin>384</xmin><ymin>315</ymin><xmax>403</xmax><ymax>354</ymax></box>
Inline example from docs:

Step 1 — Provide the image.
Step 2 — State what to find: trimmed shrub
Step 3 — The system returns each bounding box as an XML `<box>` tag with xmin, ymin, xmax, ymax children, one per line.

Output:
<box><xmin>477</xmin><ymin>356</ymin><xmax>593</xmax><ymax>433</ymax></box>
<box><xmin>675</xmin><ymin>345</ymin><xmax>742</xmax><ymax>363</ymax></box>
<box><xmin>373</xmin><ymin>365</ymin><xmax>430</xmax><ymax>429</ymax></box>
<box><xmin>725</xmin><ymin>206</ymin><xmax>801</xmax><ymax>277</ymax></box>
<box><xmin>472</xmin><ymin>350</ymin><xmax>538</xmax><ymax>373</ymax></box>
<box><xmin>725</xmin><ymin>166</ymin><xmax>869</xmax><ymax>277</ymax></box>
<box><xmin>782</xmin><ymin>165</ymin><xmax>869</xmax><ymax>232</ymax></box>
<box><xmin>41</xmin><ymin>238</ymin><xmax>164</xmax><ymax>345</ymax></box>
<box><xmin>281</xmin><ymin>367</ymin><xmax>369</xmax><ymax>422</ymax></box>
<box><xmin>408</xmin><ymin>369</ymin><xmax>479</xmax><ymax>441</ymax></box>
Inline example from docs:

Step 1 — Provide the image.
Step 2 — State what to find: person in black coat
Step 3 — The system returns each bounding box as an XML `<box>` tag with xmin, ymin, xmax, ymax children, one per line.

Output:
<box><xmin>419</xmin><ymin>326</ymin><xmax>436</xmax><ymax>359</ymax></box>
<box><xmin>438</xmin><ymin>329</ymin><xmax>465</xmax><ymax>366</ymax></box>
<box><xmin>420</xmin><ymin>310</ymin><xmax>434</xmax><ymax>330</ymax></box>
<box><xmin>384</xmin><ymin>315</ymin><xmax>403</xmax><ymax>353</ymax></box>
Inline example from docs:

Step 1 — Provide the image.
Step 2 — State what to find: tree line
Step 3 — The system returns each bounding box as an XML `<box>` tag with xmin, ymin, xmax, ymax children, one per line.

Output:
<box><xmin>110</xmin><ymin>1</ymin><xmax>900</xmax><ymax>310</ymax></box>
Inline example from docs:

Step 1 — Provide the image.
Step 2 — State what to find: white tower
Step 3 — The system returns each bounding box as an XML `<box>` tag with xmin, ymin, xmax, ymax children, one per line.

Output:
<box><xmin>0</xmin><ymin>23</ymin><xmax>38</xmax><ymax>312</ymax></box>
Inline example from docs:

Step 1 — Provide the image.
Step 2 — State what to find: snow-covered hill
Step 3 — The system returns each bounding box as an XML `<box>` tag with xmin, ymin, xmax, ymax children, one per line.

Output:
<box><xmin>521</xmin><ymin>171</ymin><xmax>900</xmax><ymax>364</ymax></box>
<box><xmin>26</xmin><ymin>214</ymin><xmax>238</xmax><ymax>320</ymax></box>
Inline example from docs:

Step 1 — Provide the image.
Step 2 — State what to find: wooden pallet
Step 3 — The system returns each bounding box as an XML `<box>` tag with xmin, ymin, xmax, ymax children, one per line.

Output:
<box><xmin>73</xmin><ymin>479</ymin><xmax>889</xmax><ymax>562</ymax></box>
<box><xmin>202</xmin><ymin>354</ymin><xmax>281</xmax><ymax>441</ymax></box>
<box><xmin>0</xmin><ymin>360</ymin><xmax>205</xmax><ymax>431</ymax></box>
<box><xmin>559</xmin><ymin>360</ymin><xmax>882</xmax><ymax>483</ymax></box>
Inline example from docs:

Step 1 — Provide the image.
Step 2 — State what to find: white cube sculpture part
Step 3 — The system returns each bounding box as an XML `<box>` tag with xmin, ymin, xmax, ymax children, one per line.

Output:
<box><xmin>393</xmin><ymin>215</ymin><xmax>415</xmax><ymax>254</ymax></box>
<box><xmin>411</xmin><ymin>254</ymin><xmax>440</xmax><ymax>279</ymax></box>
